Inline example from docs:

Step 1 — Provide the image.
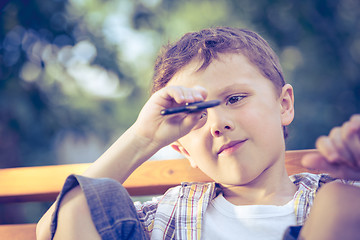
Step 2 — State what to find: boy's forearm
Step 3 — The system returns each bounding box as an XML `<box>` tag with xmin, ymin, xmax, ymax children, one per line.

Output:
<box><xmin>36</xmin><ymin>127</ymin><xmax>161</xmax><ymax>239</ymax></box>
<box><xmin>36</xmin><ymin>127</ymin><xmax>156</xmax><ymax>240</ymax></box>
<box><xmin>82</xmin><ymin>125</ymin><xmax>162</xmax><ymax>183</ymax></box>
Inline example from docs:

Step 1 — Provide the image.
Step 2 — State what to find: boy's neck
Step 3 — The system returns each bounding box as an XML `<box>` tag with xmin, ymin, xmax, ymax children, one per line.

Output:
<box><xmin>219</xmin><ymin>161</ymin><xmax>297</xmax><ymax>206</ymax></box>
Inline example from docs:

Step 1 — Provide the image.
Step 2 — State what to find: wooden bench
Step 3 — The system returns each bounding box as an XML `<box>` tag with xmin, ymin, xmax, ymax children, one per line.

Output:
<box><xmin>0</xmin><ymin>149</ymin><xmax>318</xmax><ymax>240</ymax></box>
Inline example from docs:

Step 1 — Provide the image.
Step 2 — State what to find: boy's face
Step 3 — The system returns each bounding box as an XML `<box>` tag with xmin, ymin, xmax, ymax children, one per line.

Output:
<box><xmin>169</xmin><ymin>53</ymin><xmax>294</xmax><ymax>186</ymax></box>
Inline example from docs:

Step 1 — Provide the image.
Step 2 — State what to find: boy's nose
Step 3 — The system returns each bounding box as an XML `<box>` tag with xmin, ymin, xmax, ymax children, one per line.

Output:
<box><xmin>209</xmin><ymin>109</ymin><xmax>234</xmax><ymax>137</ymax></box>
<box><xmin>212</xmin><ymin>125</ymin><xmax>232</xmax><ymax>137</ymax></box>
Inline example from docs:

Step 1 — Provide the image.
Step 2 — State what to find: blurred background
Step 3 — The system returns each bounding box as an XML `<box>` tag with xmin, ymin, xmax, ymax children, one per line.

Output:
<box><xmin>1</xmin><ymin>0</ymin><xmax>359</xmax><ymax>224</ymax></box>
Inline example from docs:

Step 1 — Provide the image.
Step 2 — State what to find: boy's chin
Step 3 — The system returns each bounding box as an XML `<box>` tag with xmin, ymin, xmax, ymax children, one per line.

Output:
<box><xmin>216</xmin><ymin>174</ymin><xmax>260</xmax><ymax>187</ymax></box>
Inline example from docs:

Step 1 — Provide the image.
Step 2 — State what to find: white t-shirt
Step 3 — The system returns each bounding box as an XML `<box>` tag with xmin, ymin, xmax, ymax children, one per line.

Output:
<box><xmin>202</xmin><ymin>193</ymin><xmax>296</xmax><ymax>240</ymax></box>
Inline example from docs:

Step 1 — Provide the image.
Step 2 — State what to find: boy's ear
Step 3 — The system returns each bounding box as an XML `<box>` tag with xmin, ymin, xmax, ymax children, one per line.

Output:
<box><xmin>170</xmin><ymin>141</ymin><xmax>198</xmax><ymax>168</ymax></box>
<box><xmin>280</xmin><ymin>84</ymin><xmax>295</xmax><ymax>126</ymax></box>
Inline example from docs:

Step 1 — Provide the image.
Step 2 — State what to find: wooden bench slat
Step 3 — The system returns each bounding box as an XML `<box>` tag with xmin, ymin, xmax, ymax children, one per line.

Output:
<box><xmin>0</xmin><ymin>164</ymin><xmax>89</xmax><ymax>203</ymax></box>
<box><xmin>0</xmin><ymin>159</ymin><xmax>211</xmax><ymax>203</ymax></box>
<box><xmin>285</xmin><ymin>149</ymin><xmax>319</xmax><ymax>175</ymax></box>
<box><xmin>0</xmin><ymin>224</ymin><xmax>36</xmax><ymax>240</ymax></box>
<box><xmin>0</xmin><ymin>149</ymin><xmax>318</xmax><ymax>203</ymax></box>
<box><xmin>0</xmin><ymin>149</ymin><xmax>319</xmax><ymax>239</ymax></box>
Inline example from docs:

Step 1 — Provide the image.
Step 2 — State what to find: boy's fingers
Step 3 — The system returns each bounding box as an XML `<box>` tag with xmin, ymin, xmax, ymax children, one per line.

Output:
<box><xmin>190</xmin><ymin>86</ymin><xmax>208</xmax><ymax>103</ymax></box>
<box><xmin>301</xmin><ymin>153</ymin><xmax>338</xmax><ymax>174</ymax></box>
<box><xmin>163</xmin><ymin>86</ymin><xmax>207</xmax><ymax>104</ymax></box>
<box><xmin>158</xmin><ymin>86</ymin><xmax>204</xmax><ymax>107</ymax></box>
<box><xmin>342</xmin><ymin>118</ymin><xmax>360</xmax><ymax>167</ymax></box>
<box><xmin>158</xmin><ymin>86</ymin><xmax>184</xmax><ymax>104</ymax></box>
<box><xmin>316</xmin><ymin>128</ymin><xmax>357</xmax><ymax>168</ymax></box>
<box><xmin>329</xmin><ymin>127</ymin><xmax>357</xmax><ymax>167</ymax></box>
<box><xmin>302</xmin><ymin>153</ymin><xmax>360</xmax><ymax>180</ymax></box>
<box><xmin>350</xmin><ymin>114</ymin><xmax>360</xmax><ymax>123</ymax></box>
<box><xmin>181</xmin><ymin>87</ymin><xmax>196</xmax><ymax>103</ymax></box>
<box><xmin>315</xmin><ymin>136</ymin><xmax>341</xmax><ymax>164</ymax></box>
<box><xmin>308</xmin><ymin>114</ymin><xmax>360</xmax><ymax>180</ymax></box>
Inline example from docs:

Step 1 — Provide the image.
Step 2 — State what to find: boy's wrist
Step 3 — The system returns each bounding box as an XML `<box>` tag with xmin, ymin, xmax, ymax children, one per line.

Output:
<box><xmin>125</xmin><ymin>124</ymin><xmax>164</xmax><ymax>159</ymax></box>
<box><xmin>83</xmin><ymin>126</ymin><xmax>162</xmax><ymax>182</ymax></box>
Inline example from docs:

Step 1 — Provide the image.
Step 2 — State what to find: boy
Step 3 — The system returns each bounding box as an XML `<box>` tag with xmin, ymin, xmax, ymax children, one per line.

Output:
<box><xmin>37</xmin><ymin>27</ymin><xmax>360</xmax><ymax>240</ymax></box>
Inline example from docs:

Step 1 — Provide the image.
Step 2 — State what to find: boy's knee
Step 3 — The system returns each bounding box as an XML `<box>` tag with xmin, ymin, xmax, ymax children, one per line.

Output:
<box><xmin>315</xmin><ymin>181</ymin><xmax>344</xmax><ymax>204</ymax></box>
<box><xmin>54</xmin><ymin>186</ymin><xmax>101</xmax><ymax>240</ymax></box>
<box><xmin>316</xmin><ymin>181</ymin><xmax>360</xmax><ymax>207</ymax></box>
<box><xmin>300</xmin><ymin>182</ymin><xmax>360</xmax><ymax>240</ymax></box>
<box><xmin>309</xmin><ymin>182</ymin><xmax>345</xmax><ymax>227</ymax></box>
<box><xmin>315</xmin><ymin>182</ymin><xmax>360</xmax><ymax>218</ymax></box>
<box><xmin>310</xmin><ymin>182</ymin><xmax>360</xmax><ymax>239</ymax></box>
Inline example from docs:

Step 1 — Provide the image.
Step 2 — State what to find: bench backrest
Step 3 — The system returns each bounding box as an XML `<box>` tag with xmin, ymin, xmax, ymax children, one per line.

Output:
<box><xmin>0</xmin><ymin>149</ymin><xmax>318</xmax><ymax>203</ymax></box>
<box><xmin>0</xmin><ymin>149</ymin><xmax>318</xmax><ymax>240</ymax></box>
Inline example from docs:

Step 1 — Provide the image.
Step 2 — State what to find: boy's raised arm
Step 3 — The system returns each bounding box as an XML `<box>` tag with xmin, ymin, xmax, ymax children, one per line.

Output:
<box><xmin>83</xmin><ymin>85</ymin><xmax>207</xmax><ymax>182</ymax></box>
<box><xmin>36</xmin><ymin>85</ymin><xmax>207</xmax><ymax>240</ymax></box>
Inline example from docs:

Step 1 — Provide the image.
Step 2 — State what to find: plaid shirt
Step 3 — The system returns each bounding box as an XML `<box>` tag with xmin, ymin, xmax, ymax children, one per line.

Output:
<box><xmin>134</xmin><ymin>173</ymin><xmax>358</xmax><ymax>239</ymax></box>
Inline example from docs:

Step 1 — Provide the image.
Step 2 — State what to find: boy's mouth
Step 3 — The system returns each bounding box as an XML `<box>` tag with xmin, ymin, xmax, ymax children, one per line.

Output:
<box><xmin>218</xmin><ymin>140</ymin><xmax>247</xmax><ymax>155</ymax></box>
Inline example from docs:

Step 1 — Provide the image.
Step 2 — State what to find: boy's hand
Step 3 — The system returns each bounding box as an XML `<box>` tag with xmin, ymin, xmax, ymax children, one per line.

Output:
<box><xmin>302</xmin><ymin>114</ymin><xmax>360</xmax><ymax>180</ymax></box>
<box><xmin>132</xmin><ymin>85</ymin><xmax>208</xmax><ymax>149</ymax></box>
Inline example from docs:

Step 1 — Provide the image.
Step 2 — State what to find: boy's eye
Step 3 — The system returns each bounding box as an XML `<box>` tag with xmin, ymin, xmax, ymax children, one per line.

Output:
<box><xmin>191</xmin><ymin>111</ymin><xmax>207</xmax><ymax>130</ymax></box>
<box><xmin>199</xmin><ymin>111</ymin><xmax>207</xmax><ymax>119</ymax></box>
<box><xmin>226</xmin><ymin>95</ymin><xmax>245</xmax><ymax>105</ymax></box>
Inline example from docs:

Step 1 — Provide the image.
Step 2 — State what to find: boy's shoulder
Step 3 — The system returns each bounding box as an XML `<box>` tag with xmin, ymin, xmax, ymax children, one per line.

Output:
<box><xmin>290</xmin><ymin>172</ymin><xmax>333</xmax><ymax>190</ymax></box>
<box><xmin>290</xmin><ymin>172</ymin><xmax>360</xmax><ymax>191</ymax></box>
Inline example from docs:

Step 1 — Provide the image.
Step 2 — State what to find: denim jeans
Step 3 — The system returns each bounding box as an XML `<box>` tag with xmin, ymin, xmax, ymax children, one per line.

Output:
<box><xmin>50</xmin><ymin>175</ymin><xmax>148</xmax><ymax>240</ymax></box>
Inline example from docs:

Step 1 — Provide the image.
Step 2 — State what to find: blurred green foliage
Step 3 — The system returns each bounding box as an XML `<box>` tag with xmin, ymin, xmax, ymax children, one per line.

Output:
<box><xmin>0</xmin><ymin>0</ymin><xmax>360</xmax><ymax>223</ymax></box>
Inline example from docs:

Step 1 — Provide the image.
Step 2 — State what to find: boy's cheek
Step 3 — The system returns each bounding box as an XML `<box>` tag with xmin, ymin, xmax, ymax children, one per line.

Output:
<box><xmin>243</xmin><ymin>107</ymin><xmax>284</xmax><ymax>137</ymax></box>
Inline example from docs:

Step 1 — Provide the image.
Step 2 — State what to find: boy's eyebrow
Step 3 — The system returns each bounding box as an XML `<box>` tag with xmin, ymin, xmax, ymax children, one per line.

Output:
<box><xmin>216</xmin><ymin>83</ymin><xmax>252</xmax><ymax>96</ymax></box>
